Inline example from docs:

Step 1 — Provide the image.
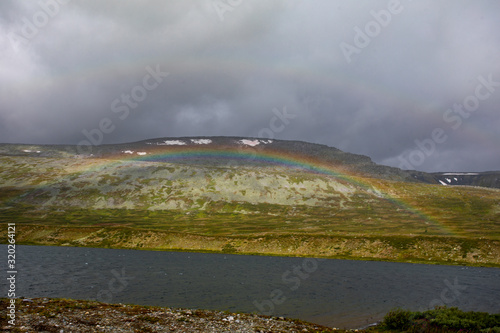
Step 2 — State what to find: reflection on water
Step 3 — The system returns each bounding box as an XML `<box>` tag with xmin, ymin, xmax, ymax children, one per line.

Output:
<box><xmin>2</xmin><ymin>245</ymin><xmax>499</xmax><ymax>329</ymax></box>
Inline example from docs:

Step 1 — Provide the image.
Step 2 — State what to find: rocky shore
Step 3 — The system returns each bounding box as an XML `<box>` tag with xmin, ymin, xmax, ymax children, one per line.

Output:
<box><xmin>1</xmin><ymin>298</ymin><xmax>351</xmax><ymax>333</ymax></box>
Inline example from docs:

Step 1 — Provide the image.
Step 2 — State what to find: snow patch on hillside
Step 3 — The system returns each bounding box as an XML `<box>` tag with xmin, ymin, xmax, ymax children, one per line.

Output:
<box><xmin>442</xmin><ymin>173</ymin><xmax>479</xmax><ymax>176</ymax></box>
<box><xmin>191</xmin><ymin>139</ymin><xmax>212</xmax><ymax>145</ymax></box>
<box><xmin>237</xmin><ymin>139</ymin><xmax>273</xmax><ymax>147</ymax></box>
<box><xmin>157</xmin><ymin>140</ymin><xmax>187</xmax><ymax>146</ymax></box>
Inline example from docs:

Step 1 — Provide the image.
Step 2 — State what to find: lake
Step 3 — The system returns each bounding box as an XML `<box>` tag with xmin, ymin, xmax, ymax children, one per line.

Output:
<box><xmin>2</xmin><ymin>245</ymin><xmax>499</xmax><ymax>329</ymax></box>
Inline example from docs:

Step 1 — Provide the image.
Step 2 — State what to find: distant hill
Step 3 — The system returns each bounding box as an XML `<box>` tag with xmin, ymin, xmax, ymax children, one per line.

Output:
<box><xmin>1</xmin><ymin>137</ymin><xmax>499</xmax><ymax>266</ymax></box>
<box><xmin>432</xmin><ymin>171</ymin><xmax>500</xmax><ymax>188</ymax></box>
<box><xmin>0</xmin><ymin>136</ymin><xmax>497</xmax><ymax>188</ymax></box>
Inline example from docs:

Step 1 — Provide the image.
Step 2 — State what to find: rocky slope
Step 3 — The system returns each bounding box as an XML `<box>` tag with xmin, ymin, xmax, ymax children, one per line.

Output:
<box><xmin>0</xmin><ymin>137</ymin><xmax>431</xmax><ymax>183</ymax></box>
<box><xmin>1</xmin><ymin>137</ymin><xmax>499</xmax><ymax>266</ymax></box>
<box><xmin>1</xmin><ymin>136</ymin><xmax>497</xmax><ymax>188</ymax></box>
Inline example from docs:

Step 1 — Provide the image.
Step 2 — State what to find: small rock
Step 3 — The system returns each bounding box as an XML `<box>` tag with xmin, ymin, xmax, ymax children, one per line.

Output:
<box><xmin>22</xmin><ymin>298</ymin><xmax>33</xmax><ymax>303</ymax></box>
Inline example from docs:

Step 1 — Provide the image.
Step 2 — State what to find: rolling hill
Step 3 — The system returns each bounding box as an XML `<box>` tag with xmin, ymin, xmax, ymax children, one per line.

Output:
<box><xmin>1</xmin><ymin>137</ymin><xmax>499</xmax><ymax>266</ymax></box>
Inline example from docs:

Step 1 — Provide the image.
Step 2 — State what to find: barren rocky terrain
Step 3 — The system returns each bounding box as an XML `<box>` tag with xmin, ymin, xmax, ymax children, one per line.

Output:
<box><xmin>1</xmin><ymin>298</ymin><xmax>343</xmax><ymax>333</ymax></box>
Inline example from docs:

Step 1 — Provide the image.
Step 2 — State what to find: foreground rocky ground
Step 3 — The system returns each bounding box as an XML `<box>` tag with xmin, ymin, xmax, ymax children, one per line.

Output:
<box><xmin>1</xmin><ymin>298</ymin><xmax>349</xmax><ymax>333</ymax></box>
<box><xmin>3</xmin><ymin>298</ymin><xmax>499</xmax><ymax>332</ymax></box>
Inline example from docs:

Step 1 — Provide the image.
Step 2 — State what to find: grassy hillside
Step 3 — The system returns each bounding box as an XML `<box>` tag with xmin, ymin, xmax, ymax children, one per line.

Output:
<box><xmin>1</xmin><ymin>147</ymin><xmax>499</xmax><ymax>266</ymax></box>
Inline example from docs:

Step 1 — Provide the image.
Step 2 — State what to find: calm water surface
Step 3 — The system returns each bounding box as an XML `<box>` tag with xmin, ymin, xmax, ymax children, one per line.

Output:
<box><xmin>2</xmin><ymin>245</ymin><xmax>499</xmax><ymax>329</ymax></box>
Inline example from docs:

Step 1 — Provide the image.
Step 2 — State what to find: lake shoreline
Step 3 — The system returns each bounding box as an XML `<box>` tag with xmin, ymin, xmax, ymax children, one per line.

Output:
<box><xmin>3</xmin><ymin>244</ymin><xmax>500</xmax><ymax>330</ymax></box>
<box><xmin>3</xmin><ymin>297</ymin><xmax>499</xmax><ymax>332</ymax></box>
<box><xmin>0</xmin><ymin>297</ymin><xmax>350</xmax><ymax>332</ymax></box>
<box><xmin>8</xmin><ymin>239</ymin><xmax>500</xmax><ymax>269</ymax></box>
<box><xmin>3</xmin><ymin>224</ymin><xmax>500</xmax><ymax>268</ymax></box>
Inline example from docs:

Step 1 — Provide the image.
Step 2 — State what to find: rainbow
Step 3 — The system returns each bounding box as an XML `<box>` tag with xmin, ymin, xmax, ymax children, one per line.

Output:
<box><xmin>6</xmin><ymin>143</ymin><xmax>454</xmax><ymax>236</ymax></box>
<box><xmin>74</xmin><ymin>144</ymin><xmax>453</xmax><ymax>233</ymax></box>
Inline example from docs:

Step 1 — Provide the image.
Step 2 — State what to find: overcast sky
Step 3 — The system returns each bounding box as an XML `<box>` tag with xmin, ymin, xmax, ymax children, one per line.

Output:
<box><xmin>1</xmin><ymin>0</ymin><xmax>499</xmax><ymax>172</ymax></box>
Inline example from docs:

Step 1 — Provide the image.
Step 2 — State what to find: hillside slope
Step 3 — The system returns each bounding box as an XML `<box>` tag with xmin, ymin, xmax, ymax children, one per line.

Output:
<box><xmin>0</xmin><ymin>136</ymin><xmax>432</xmax><ymax>183</ymax></box>
<box><xmin>1</xmin><ymin>137</ymin><xmax>499</xmax><ymax>266</ymax></box>
<box><xmin>2</xmin><ymin>136</ymin><xmax>498</xmax><ymax>188</ymax></box>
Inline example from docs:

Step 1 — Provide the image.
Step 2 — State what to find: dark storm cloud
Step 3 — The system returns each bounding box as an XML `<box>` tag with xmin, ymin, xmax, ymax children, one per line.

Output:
<box><xmin>1</xmin><ymin>0</ymin><xmax>499</xmax><ymax>172</ymax></box>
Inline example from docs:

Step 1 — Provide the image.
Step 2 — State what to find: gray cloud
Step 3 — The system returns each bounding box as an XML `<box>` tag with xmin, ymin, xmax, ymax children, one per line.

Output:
<box><xmin>0</xmin><ymin>0</ymin><xmax>499</xmax><ymax>172</ymax></box>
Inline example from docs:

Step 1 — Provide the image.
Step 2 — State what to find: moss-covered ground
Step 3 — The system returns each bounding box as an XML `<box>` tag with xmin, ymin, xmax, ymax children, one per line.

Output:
<box><xmin>1</xmin><ymin>155</ymin><xmax>499</xmax><ymax>266</ymax></box>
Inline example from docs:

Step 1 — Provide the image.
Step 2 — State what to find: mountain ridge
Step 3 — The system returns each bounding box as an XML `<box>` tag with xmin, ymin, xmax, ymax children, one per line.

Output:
<box><xmin>1</xmin><ymin>136</ymin><xmax>498</xmax><ymax>189</ymax></box>
<box><xmin>1</xmin><ymin>136</ymin><xmax>499</xmax><ymax>266</ymax></box>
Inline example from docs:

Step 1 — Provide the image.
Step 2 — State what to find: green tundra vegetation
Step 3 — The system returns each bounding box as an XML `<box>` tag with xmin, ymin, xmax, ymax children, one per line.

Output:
<box><xmin>378</xmin><ymin>307</ymin><xmax>500</xmax><ymax>332</ymax></box>
<box><xmin>0</xmin><ymin>153</ymin><xmax>499</xmax><ymax>267</ymax></box>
